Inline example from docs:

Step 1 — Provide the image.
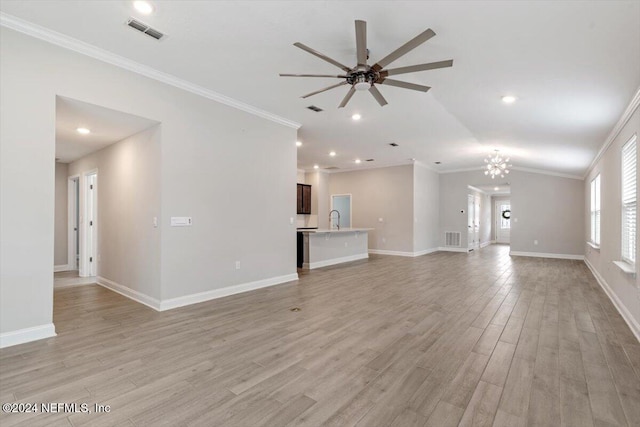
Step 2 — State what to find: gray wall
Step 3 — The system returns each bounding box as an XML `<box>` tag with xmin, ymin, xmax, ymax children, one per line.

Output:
<box><xmin>440</xmin><ymin>170</ymin><xmax>584</xmax><ymax>255</ymax></box>
<box><xmin>329</xmin><ymin>165</ymin><xmax>414</xmax><ymax>252</ymax></box>
<box><xmin>68</xmin><ymin>126</ymin><xmax>162</xmax><ymax>300</ymax></box>
<box><xmin>54</xmin><ymin>162</ymin><xmax>68</xmax><ymax>267</ymax></box>
<box><xmin>0</xmin><ymin>28</ymin><xmax>297</xmax><ymax>336</ymax></box>
<box><xmin>584</xmin><ymin>104</ymin><xmax>639</xmax><ymax>331</ymax></box>
<box><xmin>511</xmin><ymin>171</ymin><xmax>584</xmax><ymax>255</ymax></box>
<box><xmin>414</xmin><ymin>164</ymin><xmax>440</xmax><ymax>252</ymax></box>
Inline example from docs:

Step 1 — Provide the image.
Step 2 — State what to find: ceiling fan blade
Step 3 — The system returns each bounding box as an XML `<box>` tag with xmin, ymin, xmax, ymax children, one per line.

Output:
<box><xmin>355</xmin><ymin>20</ymin><xmax>367</xmax><ymax>67</ymax></box>
<box><xmin>280</xmin><ymin>73</ymin><xmax>348</xmax><ymax>78</ymax></box>
<box><xmin>369</xmin><ymin>85</ymin><xmax>388</xmax><ymax>106</ymax></box>
<box><xmin>371</xmin><ymin>28</ymin><xmax>436</xmax><ymax>71</ymax></box>
<box><xmin>293</xmin><ymin>42</ymin><xmax>352</xmax><ymax>72</ymax></box>
<box><xmin>301</xmin><ymin>81</ymin><xmax>348</xmax><ymax>98</ymax></box>
<box><xmin>377</xmin><ymin>78</ymin><xmax>431</xmax><ymax>92</ymax></box>
<box><xmin>338</xmin><ymin>87</ymin><xmax>356</xmax><ymax>108</ymax></box>
<box><xmin>381</xmin><ymin>59</ymin><xmax>454</xmax><ymax>77</ymax></box>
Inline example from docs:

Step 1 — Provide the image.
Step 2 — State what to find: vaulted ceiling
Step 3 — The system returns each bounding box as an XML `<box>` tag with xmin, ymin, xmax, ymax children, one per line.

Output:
<box><xmin>2</xmin><ymin>1</ymin><xmax>639</xmax><ymax>177</ymax></box>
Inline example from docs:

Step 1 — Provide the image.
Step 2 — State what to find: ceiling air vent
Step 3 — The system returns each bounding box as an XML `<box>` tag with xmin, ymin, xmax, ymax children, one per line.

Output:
<box><xmin>324</xmin><ymin>166</ymin><xmax>339</xmax><ymax>170</ymax></box>
<box><xmin>389</xmin><ymin>143</ymin><xmax>399</xmax><ymax>147</ymax></box>
<box><xmin>307</xmin><ymin>105</ymin><xmax>323</xmax><ymax>112</ymax></box>
<box><xmin>126</xmin><ymin>18</ymin><xmax>165</xmax><ymax>40</ymax></box>
<box><xmin>365</xmin><ymin>159</ymin><xmax>375</xmax><ymax>162</ymax></box>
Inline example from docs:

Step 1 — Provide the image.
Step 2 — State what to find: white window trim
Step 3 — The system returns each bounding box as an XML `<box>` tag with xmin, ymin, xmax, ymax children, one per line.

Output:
<box><xmin>620</xmin><ymin>134</ymin><xmax>637</xmax><ymax>268</ymax></box>
<box><xmin>590</xmin><ymin>174</ymin><xmax>601</xmax><ymax>246</ymax></box>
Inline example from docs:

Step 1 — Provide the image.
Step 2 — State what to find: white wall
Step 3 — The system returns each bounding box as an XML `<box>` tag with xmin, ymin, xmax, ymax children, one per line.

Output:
<box><xmin>54</xmin><ymin>162</ymin><xmax>68</xmax><ymax>267</ymax></box>
<box><xmin>68</xmin><ymin>126</ymin><xmax>161</xmax><ymax>300</ymax></box>
<box><xmin>0</xmin><ymin>28</ymin><xmax>297</xmax><ymax>341</ymax></box>
<box><xmin>584</xmin><ymin>102</ymin><xmax>639</xmax><ymax>338</ymax></box>
<box><xmin>413</xmin><ymin>164</ymin><xmax>440</xmax><ymax>252</ymax></box>
<box><xmin>440</xmin><ymin>170</ymin><xmax>584</xmax><ymax>255</ymax></box>
<box><xmin>328</xmin><ymin>165</ymin><xmax>414</xmax><ymax>253</ymax></box>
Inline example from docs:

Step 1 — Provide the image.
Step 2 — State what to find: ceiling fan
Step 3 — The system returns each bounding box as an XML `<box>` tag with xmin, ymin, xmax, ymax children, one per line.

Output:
<box><xmin>280</xmin><ymin>20</ymin><xmax>453</xmax><ymax>108</ymax></box>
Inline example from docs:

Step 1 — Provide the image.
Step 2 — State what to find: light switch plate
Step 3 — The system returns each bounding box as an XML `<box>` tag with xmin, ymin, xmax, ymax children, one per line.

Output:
<box><xmin>171</xmin><ymin>217</ymin><xmax>192</xmax><ymax>227</ymax></box>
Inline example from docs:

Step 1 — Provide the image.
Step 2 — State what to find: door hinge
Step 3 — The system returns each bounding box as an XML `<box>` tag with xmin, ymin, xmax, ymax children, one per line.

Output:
<box><xmin>90</xmin><ymin>184</ymin><xmax>94</xmax><ymax>190</ymax></box>
<box><xmin>89</xmin><ymin>257</ymin><xmax>93</xmax><ymax>262</ymax></box>
<box><xmin>89</xmin><ymin>221</ymin><xmax>93</xmax><ymax>226</ymax></box>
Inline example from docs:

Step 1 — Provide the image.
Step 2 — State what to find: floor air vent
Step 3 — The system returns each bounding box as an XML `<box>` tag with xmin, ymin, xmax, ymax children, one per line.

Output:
<box><xmin>126</xmin><ymin>18</ymin><xmax>165</xmax><ymax>40</ymax></box>
<box><xmin>445</xmin><ymin>231</ymin><xmax>461</xmax><ymax>247</ymax></box>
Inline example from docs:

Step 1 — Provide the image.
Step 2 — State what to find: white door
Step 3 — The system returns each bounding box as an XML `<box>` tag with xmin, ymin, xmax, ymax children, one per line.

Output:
<box><xmin>68</xmin><ymin>177</ymin><xmax>80</xmax><ymax>270</ymax></box>
<box><xmin>468</xmin><ymin>195</ymin><xmax>480</xmax><ymax>250</ymax></box>
<box><xmin>496</xmin><ymin>201</ymin><xmax>511</xmax><ymax>243</ymax></box>
<box><xmin>85</xmin><ymin>173</ymin><xmax>98</xmax><ymax>277</ymax></box>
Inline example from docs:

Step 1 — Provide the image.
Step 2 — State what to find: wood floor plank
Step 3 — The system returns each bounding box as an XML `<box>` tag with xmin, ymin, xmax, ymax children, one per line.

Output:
<box><xmin>0</xmin><ymin>246</ymin><xmax>637</xmax><ymax>427</ymax></box>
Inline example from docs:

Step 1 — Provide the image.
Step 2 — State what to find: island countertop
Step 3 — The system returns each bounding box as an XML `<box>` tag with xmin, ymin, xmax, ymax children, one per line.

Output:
<box><xmin>299</xmin><ymin>228</ymin><xmax>373</xmax><ymax>234</ymax></box>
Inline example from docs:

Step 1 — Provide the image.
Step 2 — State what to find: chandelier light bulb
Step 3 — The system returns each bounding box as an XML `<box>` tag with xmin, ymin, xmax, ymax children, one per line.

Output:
<box><xmin>483</xmin><ymin>150</ymin><xmax>512</xmax><ymax>179</ymax></box>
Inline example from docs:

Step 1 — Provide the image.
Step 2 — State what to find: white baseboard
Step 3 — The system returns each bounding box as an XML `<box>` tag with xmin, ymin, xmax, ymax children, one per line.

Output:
<box><xmin>584</xmin><ymin>259</ymin><xmax>640</xmax><ymax>343</ymax></box>
<box><xmin>480</xmin><ymin>241</ymin><xmax>492</xmax><ymax>248</ymax></box>
<box><xmin>97</xmin><ymin>276</ymin><xmax>162</xmax><ymax>311</ymax></box>
<box><xmin>509</xmin><ymin>251</ymin><xmax>584</xmax><ymax>260</ymax></box>
<box><xmin>159</xmin><ymin>273</ymin><xmax>299</xmax><ymax>310</ymax></box>
<box><xmin>304</xmin><ymin>253</ymin><xmax>369</xmax><ymax>269</ymax></box>
<box><xmin>0</xmin><ymin>323</ymin><xmax>56</xmax><ymax>348</ymax></box>
<box><xmin>437</xmin><ymin>247</ymin><xmax>468</xmax><ymax>253</ymax></box>
<box><xmin>369</xmin><ymin>248</ymin><xmax>439</xmax><ymax>257</ymax></box>
<box><xmin>54</xmin><ymin>264</ymin><xmax>72</xmax><ymax>272</ymax></box>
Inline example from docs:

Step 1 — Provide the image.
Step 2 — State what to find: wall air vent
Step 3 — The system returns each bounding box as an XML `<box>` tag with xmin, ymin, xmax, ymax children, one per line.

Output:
<box><xmin>445</xmin><ymin>231</ymin><xmax>461</xmax><ymax>247</ymax></box>
<box><xmin>126</xmin><ymin>18</ymin><xmax>165</xmax><ymax>40</ymax></box>
<box><xmin>307</xmin><ymin>105</ymin><xmax>323</xmax><ymax>112</ymax></box>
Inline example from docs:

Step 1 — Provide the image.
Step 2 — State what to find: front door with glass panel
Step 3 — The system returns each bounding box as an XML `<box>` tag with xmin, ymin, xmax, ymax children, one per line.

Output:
<box><xmin>496</xmin><ymin>201</ymin><xmax>511</xmax><ymax>243</ymax></box>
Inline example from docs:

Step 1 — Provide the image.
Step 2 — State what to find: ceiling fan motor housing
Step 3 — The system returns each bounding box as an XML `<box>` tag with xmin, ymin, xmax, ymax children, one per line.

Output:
<box><xmin>349</xmin><ymin>71</ymin><xmax>378</xmax><ymax>90</ymax></box>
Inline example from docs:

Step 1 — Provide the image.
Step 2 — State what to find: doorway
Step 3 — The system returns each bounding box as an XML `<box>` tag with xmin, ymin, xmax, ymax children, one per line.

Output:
<box><xmin>496</xmin><ymin>200</ymin><xmax>511</xmax><ymax>243</ymax></box>
<box><xmin>67</xmin><ymin>176</ymin><xmax>80</xmax><ymax>271</ymax></box>
<box><xmin>81</xmin><ymin>170</ymin><xmax>98</xmax><ymax>277</ymax></box>
<box><xmin>468</xmin><ymin>194</ymin><xmax>480</xmax><ymax>250</ymax></box>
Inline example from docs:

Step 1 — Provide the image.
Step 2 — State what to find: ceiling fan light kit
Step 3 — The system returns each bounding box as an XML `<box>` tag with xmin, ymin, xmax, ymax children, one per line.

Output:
<box><xmin>280</xmin><ymin>20</ymin><xmax>453</xmax><ymax>108</ymax></box>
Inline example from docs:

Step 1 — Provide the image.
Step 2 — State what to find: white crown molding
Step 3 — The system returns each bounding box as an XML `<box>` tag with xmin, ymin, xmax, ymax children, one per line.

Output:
<box><xmin>438</xmin><ymin>166</ymin><xmax>485</xmax><ymax>174</ymax></box>
<box><xmin>467</xmin><ymin>185</ymin><xmax>487</xmax><ymax>195</ymax></box>
<box><xmin>323</xmin><ymin>160</ymin><xmax>414</xmax><ymax>174</ymax></box>
<box><xmin>0</xmin><ymin>12</ymin><xmax>301</xmax><ymax>130</ymax></box>
<box><xmin>510</xmin><ymin>166</ymin><xmax>583</xmax><ymax>180</ymax></box>
<box><xmin>585</xmin><ymin>86</ymin><xmax>640</xmax><ymax>179</ymax></box>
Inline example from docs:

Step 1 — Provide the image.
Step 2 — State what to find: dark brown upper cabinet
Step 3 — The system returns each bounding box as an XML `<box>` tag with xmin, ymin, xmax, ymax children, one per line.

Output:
<box><xmin>297</xmin><ymin>184</ymin><xmax>312</xmax><ymax>214</ymax></box>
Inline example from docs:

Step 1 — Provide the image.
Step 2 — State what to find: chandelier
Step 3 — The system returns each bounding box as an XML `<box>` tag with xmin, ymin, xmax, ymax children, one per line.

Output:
<box><xmin>484</xmin><ymin>150</ymin><xmax>511</xmax><ymax>179</ymax></box>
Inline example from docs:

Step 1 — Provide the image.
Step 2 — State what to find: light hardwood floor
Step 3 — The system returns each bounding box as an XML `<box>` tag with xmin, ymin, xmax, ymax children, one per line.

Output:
<box><xmin>1</xmin><ymin>245</ymin><xmax>639</xmax><ymax>426</ymax></box>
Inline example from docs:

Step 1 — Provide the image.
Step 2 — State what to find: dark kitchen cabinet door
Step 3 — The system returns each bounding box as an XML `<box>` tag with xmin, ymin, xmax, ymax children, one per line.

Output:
<box><xmin>297</xmin><ymin>184</ymin><xmax>312</xmax><ymax>214</ymax></box>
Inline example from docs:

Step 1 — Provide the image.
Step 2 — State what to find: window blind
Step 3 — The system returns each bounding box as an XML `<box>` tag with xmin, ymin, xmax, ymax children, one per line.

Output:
<box><xmin>621</xmin><ymin>136</ymin><xmax>636</xmax><ymax>264</ymax></box>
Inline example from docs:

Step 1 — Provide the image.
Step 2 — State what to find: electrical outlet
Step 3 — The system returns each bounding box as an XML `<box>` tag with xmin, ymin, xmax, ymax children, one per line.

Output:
<box><xmin>534</xmin><ymin>240</ymin><xmax>538</xmax><ymax>245</ymax></box>
<box><xmin>344</xmin><ymin>242</ymin><xmax>348</xmax><ymax>247</ymax></box>
<box><xmin>382</xmin><ymin>237</ymin><xmax>386</xmax><ymax>243</ymax></box>
<box><xmin>235</xmin><ymin>261</ymin><xmax>241</xmax><ymax>270</ymax></box>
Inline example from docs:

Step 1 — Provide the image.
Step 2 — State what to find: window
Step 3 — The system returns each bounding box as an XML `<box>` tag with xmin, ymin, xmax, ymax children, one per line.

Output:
<box><xmin>590</xmin><ymin>174</ymin><xmax>601</xmax><ymax>245</ymax></box>
<box><xmin>500</xmin><ymin>204</ymin><xmax>511</xmax><ymax>229</ymax></box>
<box><xmin>621</xmin><ymin>135</ymin><xmax>636</xmax><ymax>265</ymax></box>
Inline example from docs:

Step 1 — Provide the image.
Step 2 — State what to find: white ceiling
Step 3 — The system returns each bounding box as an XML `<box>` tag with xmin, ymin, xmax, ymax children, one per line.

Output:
<box><xmin>4</xmin><ymin>1</ymin><xmax>639</xmax><ymax>176</ymax></box>
<box><xmin>56</xmin><ymin>96</ymin><xmax>158</xmax><ymax>163</ymax></box>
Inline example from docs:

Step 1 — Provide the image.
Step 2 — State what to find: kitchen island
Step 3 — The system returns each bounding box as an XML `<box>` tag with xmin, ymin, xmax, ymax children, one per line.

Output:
<box><xmin>298</xmin><ymin>228</ymin><xmax>373</xmax><ymax>270</ymax></box>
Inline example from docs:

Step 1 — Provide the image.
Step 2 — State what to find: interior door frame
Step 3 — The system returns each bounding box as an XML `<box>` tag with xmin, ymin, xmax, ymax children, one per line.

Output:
<box><xmin>79</xmin><ymin>169</ymin><xmax>98</xmax><ymax>277</ymax></box>
<box><xmin>495</xmin><ymin>199</ymin><xmax>511</xmax><ymax>244</ymax></box>
<box><xmin>67</xmin><ymin>175</ymin><xmax>80</xmax><ymax>271</ymax></box>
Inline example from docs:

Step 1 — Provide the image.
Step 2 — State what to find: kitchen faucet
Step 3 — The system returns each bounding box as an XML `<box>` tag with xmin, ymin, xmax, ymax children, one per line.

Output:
<box><xmin>329</xmin><ymin>210</ymin><xmax>341</xmax><ymax>229</ymax></box>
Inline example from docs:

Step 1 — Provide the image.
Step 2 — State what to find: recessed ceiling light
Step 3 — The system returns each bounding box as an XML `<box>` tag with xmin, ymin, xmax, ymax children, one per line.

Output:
<box><xmin>296</xmin><ymin>141</ymin><xmax>302</xmax><ymax>147</ymax></box>
<box><xmin>352</xmin><ymin>114</ymin><xmax>361</xmax><ymax>121</ymax></box>
<box><xmin>329</xmin><ymin>151</ymin><xmax>336</xmax><ymax>157</ymax></box>
<box><xmin>501</xmin><ymin>95</ymin><xmax>517</xmax><ymax>104</ymax></box>
<box><xmin>355</xmin><ymin>159</ymin><xmax>361</xmax><ymax>164</ymax></box>
<box><xmin>313</xmin><ymin>164</ymin><xmax>319</xmax><ymax>169</ymax></box>
<box><xmin>76</xmin><ymin>127</ymin><xmax>91</xmax><ymax>135</ymax></box>
<box><xmin>494</xmin><ymin>187</ymin><xmax>499</xmax><ymax>191</ymax></box>
<box><xmin>133</xmin><ymin>1</ymin><xmax>154</xmax><ymax>15</ymax></box>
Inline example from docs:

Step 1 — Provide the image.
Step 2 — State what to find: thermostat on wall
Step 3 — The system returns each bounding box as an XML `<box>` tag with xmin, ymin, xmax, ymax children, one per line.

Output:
<box><xmin>171</xmin><ymin>217</ymin><xmax>192</xmax><ymax>227</ymax></box>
